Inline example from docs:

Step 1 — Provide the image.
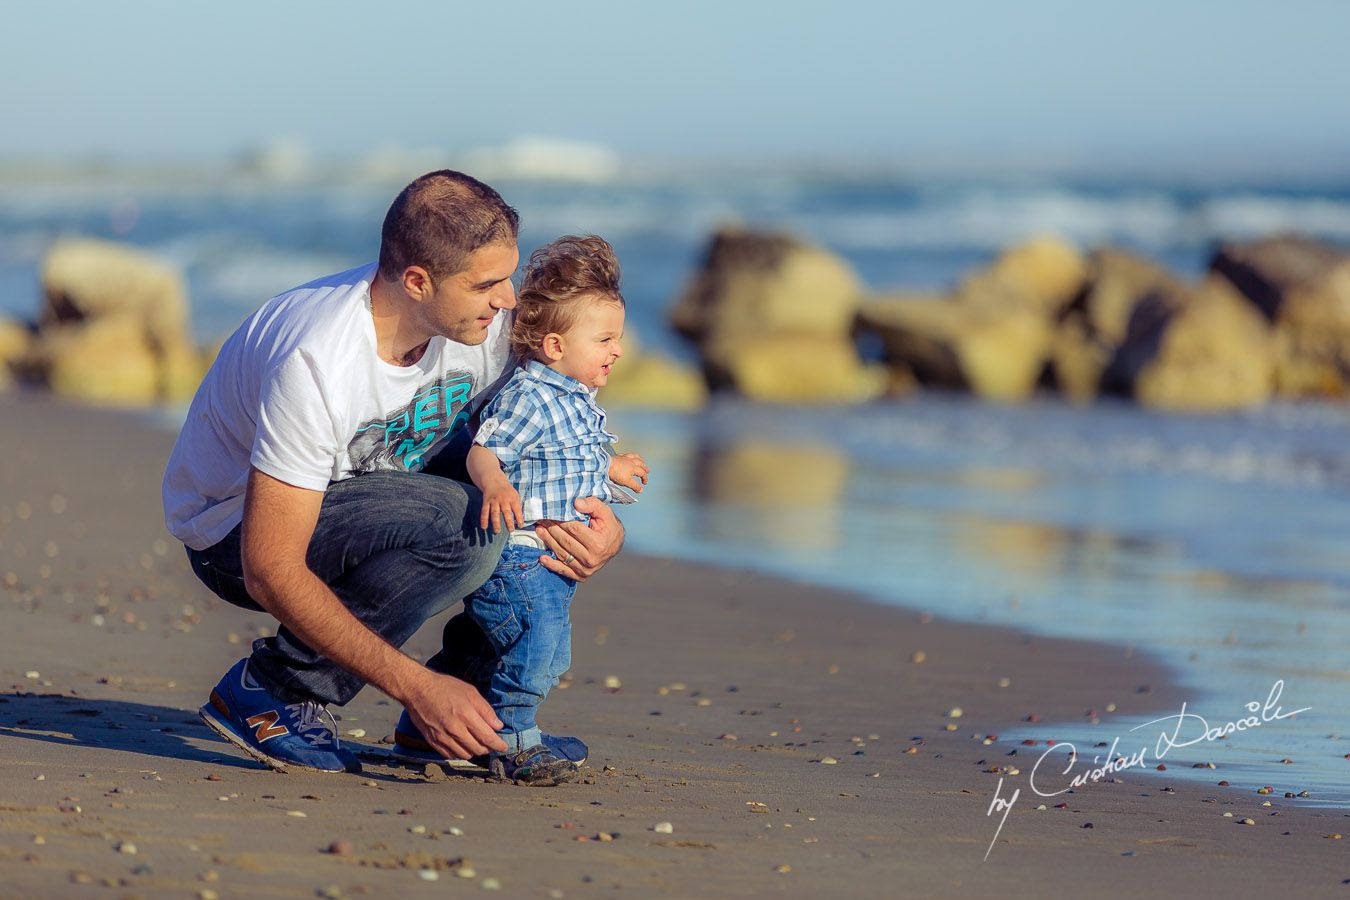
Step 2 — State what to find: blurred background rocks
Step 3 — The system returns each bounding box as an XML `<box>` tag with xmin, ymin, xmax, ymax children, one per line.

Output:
<box><xmin>4</xmin><ymin>230</ymin><xmax>1348</xmax><ymax>414</ymax></box>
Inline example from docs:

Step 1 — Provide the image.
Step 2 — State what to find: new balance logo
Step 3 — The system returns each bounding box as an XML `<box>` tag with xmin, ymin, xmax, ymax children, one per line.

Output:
<box><xmin>245</xmin><ymin>711</ymin><xmax>289</xmax><ymax>743</ymax></box>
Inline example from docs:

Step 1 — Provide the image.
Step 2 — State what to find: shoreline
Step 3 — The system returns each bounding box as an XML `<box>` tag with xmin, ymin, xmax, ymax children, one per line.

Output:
<box><xmin>1</xmin><ymin>390</ymin><xmax>1347</xmax><ymax>897</ymax></box>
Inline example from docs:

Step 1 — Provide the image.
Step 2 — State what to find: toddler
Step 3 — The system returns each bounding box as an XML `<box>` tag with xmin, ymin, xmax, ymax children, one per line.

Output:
<box><xmin>466</xmin><ymin>234</ymin><xmax>648</xmax><ymax>784</ymax></box>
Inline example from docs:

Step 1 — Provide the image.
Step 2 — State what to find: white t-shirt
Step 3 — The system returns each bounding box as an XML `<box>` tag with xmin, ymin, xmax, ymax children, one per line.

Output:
<box><xmin>162</xmin><ymin>263</ymin><xmax>511</xmax><ymax>551</ymax></box>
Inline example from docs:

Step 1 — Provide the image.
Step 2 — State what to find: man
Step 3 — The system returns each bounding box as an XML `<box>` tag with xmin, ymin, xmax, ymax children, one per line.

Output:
<box><xmin>162</xmin><ymin>171</ymin><xmax>623</xmax><ymax>774</ymax></box>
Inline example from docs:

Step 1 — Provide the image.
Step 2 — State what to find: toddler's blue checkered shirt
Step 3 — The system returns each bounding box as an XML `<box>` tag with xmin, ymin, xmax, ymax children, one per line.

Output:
<box><xmin>473</xmin><ymin>360</ymin><xmax>621</xmax><ymax>523</ymax></box>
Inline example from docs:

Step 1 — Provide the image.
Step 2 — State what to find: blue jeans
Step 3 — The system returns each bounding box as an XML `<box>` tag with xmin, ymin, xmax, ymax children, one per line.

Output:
<box><xmin>464</xmin><ymin>544</ymin><xmax>576</xmax><ymax>753</ymax></box>
<box><xmin>186</xmin><ymin>467</ymin><xmax>505</xmax><ymax>706</ymax></box>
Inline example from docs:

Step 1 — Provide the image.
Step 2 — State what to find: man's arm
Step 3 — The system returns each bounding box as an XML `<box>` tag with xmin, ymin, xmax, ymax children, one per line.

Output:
<box><xmin>240</xmin><ymin>467</ymin><xmax>506</xmax><ymax>759</ymax></box>
<box><xmin>535</xmin><ymin>496</ymin><xmax>625</xmax><ymax>581</ymax></box>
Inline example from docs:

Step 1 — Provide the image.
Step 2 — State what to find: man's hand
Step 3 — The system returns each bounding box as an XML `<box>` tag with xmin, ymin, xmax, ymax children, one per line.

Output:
<box><xmin>536</xmin><ymin>497</ymin><xmax>624</xmax><ymax>581</ymax></box>
<box><xmin>480</xmin><ymin>479</ymin><xmax>524</xmax><ymax>533</ymax></box>
<box><xmin>401</xmin><ymin>670</ymin><xmax>506</xmax><ymax>760</ymax></box>
<box><xmin>608</xmin><ymin>451</ymin><xmax>650</xmax><ymax>493</ymax></box>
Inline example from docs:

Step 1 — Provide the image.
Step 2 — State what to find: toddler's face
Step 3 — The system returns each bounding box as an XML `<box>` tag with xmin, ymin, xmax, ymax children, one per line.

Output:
<box><xmin>553</xmin><ymin>296</ymin><xmax>625</xmax><ymax>389</ymax></box>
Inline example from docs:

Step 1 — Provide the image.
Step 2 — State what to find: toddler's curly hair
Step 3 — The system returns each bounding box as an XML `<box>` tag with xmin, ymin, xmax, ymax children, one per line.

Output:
<box><xmin>511</xmin><ymin>235</ymin><xmax>624</xmax><ymax>362</ymax></box>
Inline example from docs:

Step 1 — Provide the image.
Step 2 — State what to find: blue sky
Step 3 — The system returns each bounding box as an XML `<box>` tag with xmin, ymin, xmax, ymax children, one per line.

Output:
<box><xmin>5</xmin><ymin>1</ymin><xmax>1349</xmax><ymax>168</ymax></box>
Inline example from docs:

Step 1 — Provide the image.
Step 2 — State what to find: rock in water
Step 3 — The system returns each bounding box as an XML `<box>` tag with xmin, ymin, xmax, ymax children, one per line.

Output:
<box><xmin>1102</xmin><ymin>277</ymin><xmax>1274</xmax><ymax>412</ymax></box>
<box><xmin>1050</xmin><ymin>249</ymin><xmax>1182</xmax><ymax>403</ymax></box>
<box><xmin>672</xmin><ymin>229</ymin><xmax>862</xmax><ymax>343</ymax></box>
<box><xmin>30</xmin><ymin>314</ymin><xmax>161</xmax><ymax>406</ymax></box>
<box><xmin>857</xmin><ymin>294</ymin><xmax>1051</xmax><ymax>403</ymax></box>
<box><xmin>670</xmin><ymin>229</ymin><xmax>882</xmax><ymax>403</ymax></box>
<box><xmin>33</xmin><ymin>239</ymin><xmax>205</xmax><ymax>405</ymax></box>
<box><xmin>0</xmin><ymin>317</ymin><xmax>31</xmax><ymax>391</ymax></box>
<box><xmin>957</xmin><ymin>235</ymin><xmax>1087</xmax><ymax>320</ymax></box>
<box><xmin>1210</xmin><ymin>235</ymin><xmax>1350</xmax><ymax>399</ymax></box>
<box><xmin>40</xmin><ymin>239</ymin><xmax>188</xmax><ymax>343</ymax></box>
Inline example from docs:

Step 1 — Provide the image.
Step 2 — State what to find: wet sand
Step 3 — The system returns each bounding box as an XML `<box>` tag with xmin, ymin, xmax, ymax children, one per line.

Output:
<box><xmin>0</xmin><ymin>390</ymin><xmax>1345</xmax><ymax>898</ymax></box>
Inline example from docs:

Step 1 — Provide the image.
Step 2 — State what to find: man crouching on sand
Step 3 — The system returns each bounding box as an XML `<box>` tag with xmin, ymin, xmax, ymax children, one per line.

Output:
<box><xmin>161</xmin><ymin>170</ymin><xmax>623</xmax><ymax>774</ymax></box>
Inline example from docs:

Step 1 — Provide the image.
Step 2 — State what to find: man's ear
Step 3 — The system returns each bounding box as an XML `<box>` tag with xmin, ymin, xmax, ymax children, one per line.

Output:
<box><xmin>542</xmin><ymin>333</ymin><xmax>565</xmax><ymax>362</ymax></box>
<box><xmin>400</xmin><ymin>266</ymin><xmax>433</xmax><ymax>300</ymax></box>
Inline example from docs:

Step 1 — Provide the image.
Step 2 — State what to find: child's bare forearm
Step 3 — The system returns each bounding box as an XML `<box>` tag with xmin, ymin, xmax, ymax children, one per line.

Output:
<box><xmin>467</xmin><ymin>444</ymin><xmax>510</xmax><ymax>490</ymax></box>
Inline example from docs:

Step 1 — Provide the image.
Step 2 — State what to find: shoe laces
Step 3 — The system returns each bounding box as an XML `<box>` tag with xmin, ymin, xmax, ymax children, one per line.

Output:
<box><xmin>516</xmin><ymin>744</ymin><xmax>558</xmax><ymax>765</ymax></box>
<box><xmin>285</xmin><ymin>700</ymin><xmax>340</xmax><ymax>748</ymax></box>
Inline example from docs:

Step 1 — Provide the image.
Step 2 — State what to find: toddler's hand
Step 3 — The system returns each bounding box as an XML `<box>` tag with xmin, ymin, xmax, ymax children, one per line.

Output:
<box><xmin>609</xmin><ymin>452</ymin><xmax>650</xmax><ymax>493</ymax></box>
<box><xmin>480</xmin><ymin>482</ymin><xmax>524</xmax><ymax>533</ymax></box>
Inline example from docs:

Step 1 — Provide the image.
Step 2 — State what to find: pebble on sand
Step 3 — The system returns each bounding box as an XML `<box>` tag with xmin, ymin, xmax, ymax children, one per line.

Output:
<box><xmin>116</xmin><ymin>841</ymin><xmax>137</xmax><ymax>855</ymax></box>
<box><xmin>775</xmin><ymin>865</ymin><xmax>792</xmax><ymax>873</ymax></box>
<box><xmin>652</xmin><ymin>822</ymin><xmax>674</xmax><ymax>834</ymax></box>
<box><xmin>948</xmin><ymin>707</ymin><xmax>963</xmax><ymax>718</ymax></box>
<box><xmin>326</xmin><ymin>839</ymin><xmax>354</xmax><ymax>856</ymax></box>
<box><xmin>1240</xmin><ymin>818</ymin><xmax>1256</xmax><ymax>826</ymax></box>
<box><xmin>818</xmin><ymin>757</ymin><xmax>838</xmax><ymax>765</ymax></box>
<box><xmin>910</xmin><ymin>651</ymin><xmax>926</xmax><ymax>664</ymax></box>
<box><xmin>483</xmin><ymin>877</ymin><xmax>502</xmax><ymax>890</ymax></box>
<box><xmin>418</xmin><ymin>870</ymin><xmax>440</xmax><ymax>882</ymax></box>
<box><xmin>285</xmin><ymin>810</ymin><xmax>307</xmax><ymax>818</ymax></box>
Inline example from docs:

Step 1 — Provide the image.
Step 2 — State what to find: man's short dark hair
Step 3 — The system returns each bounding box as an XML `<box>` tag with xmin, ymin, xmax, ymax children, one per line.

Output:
<box><xmin>377</xmin><ymin>170</ymin><xmax>520</xmax><ymax>283</ymax></box>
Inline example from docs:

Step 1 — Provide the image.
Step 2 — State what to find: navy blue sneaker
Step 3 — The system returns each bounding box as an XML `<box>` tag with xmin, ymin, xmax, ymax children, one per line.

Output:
<box><xmin>489</xmin><ymin>744</ymin><xmax>578</xmax><ymax>786</ymax></box>
<box><xmin>199</xmin><ymin>658</ymin><xmax>361</xmax><ymax>774</ymax></box>
<box><xmin>390</xmin><ymin>708</ymin><xmax>588</xmax><ymax>770</ymax></box>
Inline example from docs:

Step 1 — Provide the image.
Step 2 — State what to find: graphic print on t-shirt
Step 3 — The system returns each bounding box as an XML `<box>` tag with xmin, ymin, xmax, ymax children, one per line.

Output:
<box><xmin>346</xmin><ymin>372</ymin><xmax>475</xmax><ymax>474</ymax></box>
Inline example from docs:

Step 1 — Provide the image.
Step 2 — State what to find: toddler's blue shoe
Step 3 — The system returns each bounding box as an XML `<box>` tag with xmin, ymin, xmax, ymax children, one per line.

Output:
<box><xmin>391</xmin><ymin>707</ymin><xmax>587</xmax><ymax>770</ymax></box>
<box><xmin>199</xmin><ymin>658</ymin><xmax>361</xmax><ymax>774</ymax></box>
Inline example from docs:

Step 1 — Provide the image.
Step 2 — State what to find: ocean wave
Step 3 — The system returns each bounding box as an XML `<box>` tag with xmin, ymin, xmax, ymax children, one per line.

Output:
<box><xmin>786</xmin><ymin>188</ymin><xmax>1350</xmax><ymax>255</ymax></box>
<box><xmin>1196</xmin><ymin>194</ymin><xmax>1350</xmax><ymax>241</ymax></box>
<box><xmin>790</xmin><ymin>189</ymin><xmax>1186</xmax><ymax>251</ymax></box>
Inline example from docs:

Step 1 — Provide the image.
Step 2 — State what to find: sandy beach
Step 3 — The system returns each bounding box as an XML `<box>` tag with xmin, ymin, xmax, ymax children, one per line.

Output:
<box><xmin>0</xmin><ymin>388</ymin><xmax>1346</xmax><ymax>898</ymax></box>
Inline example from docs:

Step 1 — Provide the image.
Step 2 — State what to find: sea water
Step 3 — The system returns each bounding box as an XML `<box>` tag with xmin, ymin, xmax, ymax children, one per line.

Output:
<box><xmin>609</xmin><ymin>398</ymin><xmax>1350</xmax><ymax>807</ymax></box>
<box><xmin>2</xmin><ymin>167</ymin><xmax>1347</xmax><ymax>803</ymax></box>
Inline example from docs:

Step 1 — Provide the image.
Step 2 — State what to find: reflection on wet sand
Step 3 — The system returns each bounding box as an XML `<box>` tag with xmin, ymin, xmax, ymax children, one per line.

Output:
<box><xmin>941</xmin><ymin>512</ymin><xmax>1172</xmax><ymax>585</ymax></box>
<box><xmin>691</xmin><ymin>439</ymin><xmax>849</xmax><ymax>552</ymax></box>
